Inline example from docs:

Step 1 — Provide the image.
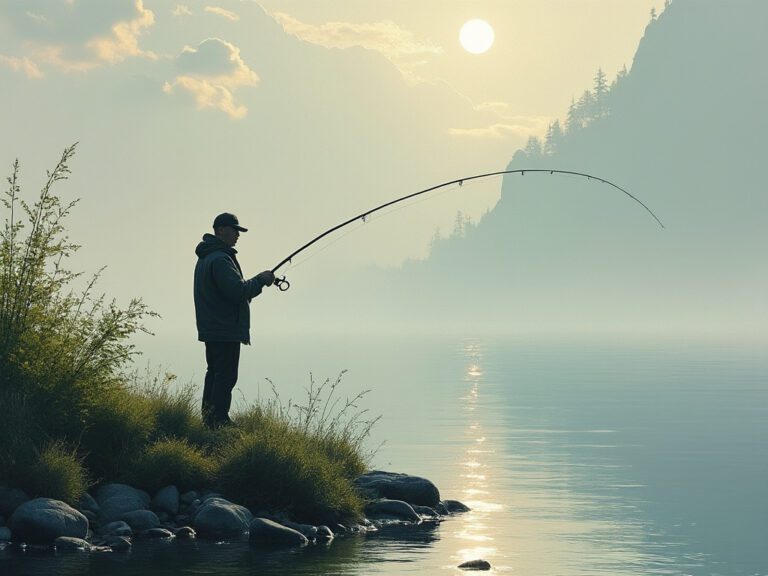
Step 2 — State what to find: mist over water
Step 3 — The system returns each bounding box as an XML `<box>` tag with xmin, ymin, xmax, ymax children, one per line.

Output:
<box><xmin>4</xmin><ymin>335</ymin><xmax>765</xmax><ymax>576</ymax></box>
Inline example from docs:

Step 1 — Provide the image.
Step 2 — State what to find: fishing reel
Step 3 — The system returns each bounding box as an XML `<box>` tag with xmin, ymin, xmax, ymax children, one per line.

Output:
<box><xmin>273</xmin><ymin>276</ymin><xmax>290</xmax><ymax>291</ymax></box>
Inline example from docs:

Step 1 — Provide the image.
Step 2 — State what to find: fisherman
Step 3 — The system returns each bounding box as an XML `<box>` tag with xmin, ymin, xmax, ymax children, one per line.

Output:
<box><xmin>194</xmin><ymin>212</ymin><xmax>275</xmax><ymax>428</ymax></box>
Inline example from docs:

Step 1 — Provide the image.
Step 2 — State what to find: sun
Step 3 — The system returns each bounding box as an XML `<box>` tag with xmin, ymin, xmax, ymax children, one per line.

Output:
<box><xmin>460</xmin><ymin>19</ymin><xmax>495</xmax><ymax>54</ymax></box>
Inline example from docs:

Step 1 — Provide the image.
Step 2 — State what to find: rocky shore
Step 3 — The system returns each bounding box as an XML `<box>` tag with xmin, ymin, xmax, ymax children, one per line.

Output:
<box><xmin>0</xmin><ymin>471</ymin><xmax>469</xmax><ymax>554</ymax></box>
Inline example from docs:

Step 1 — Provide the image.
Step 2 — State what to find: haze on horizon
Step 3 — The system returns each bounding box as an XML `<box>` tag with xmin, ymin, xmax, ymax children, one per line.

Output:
<box><xmin>4</xmin><ymin>0</ymin><xmax>764</xmax><ymax>363</ymax></box>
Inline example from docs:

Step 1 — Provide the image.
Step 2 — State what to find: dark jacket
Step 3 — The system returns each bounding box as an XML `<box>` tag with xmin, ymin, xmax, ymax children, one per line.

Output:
<box><xmin>194</xmin><ymin>234</ymin><xmax>265</xmax><ymax>344</ymax></box>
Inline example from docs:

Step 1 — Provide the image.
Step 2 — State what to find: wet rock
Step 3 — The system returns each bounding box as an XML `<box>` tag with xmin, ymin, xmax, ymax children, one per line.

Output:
<box><xmin>174</xmin><ymin>526</ymin><xmax>196</xmax><ymax>539</ymax></box>
<box><xmin>78</xmin><ymin>492</ymin><xmax>99</xmax><ymax>514</ymax></box>
<box><xmin>153</xmin><ymin>485</ymin><xmax>179</xmax><ymax>516</ymax></box>
<box><xmin>121</xmin><ymin>510</ymin><xmax>160</xmax><ymax>531</ymax></box>
<box><xmin>0</xmin><ymin>488</ymin><xmax>30</xmax><ymax>517</ymax></box>
<box><xmin>53</xmin><ymin>536</ymin><xmax>91</xmax><ymax>552</ymax></box>
<box><xmin>99</xmin><ymin>493</ymin><xmax>147</xmax><ymax>524</ymax></box>
<box><xmin>107</xmin><ymin>536</ymin><xmax>132</xmax><ymax>551</ymax></box>
<box><xmin>180</xmin><ymin>491</ymin><xmax>198</xmax><ymax>505</ymax></box>
<box><xmin>442</xmin><ymin>500</ymin><xmax>471</xmax><ymax>514</ymax></box>
<box><xmin>249</xmin><ymin>518</ymin><xmax>309</xmax><ymax>548</ymax></box>
<box><xmin>355</xmin><ymin>471</ymin><xmax>440</xmax><ymax>507</ymax></box>
<box><xmin>96</xmin><ymin>484</ymin><xmax>148</xmax><ymax>506</ymax></box>
<box><xmin>0</xmin><ymin>527</ymin><xmax>11</xmax><ymax>541</ymax></box>
<box><xmin>412</xmin><ymin>505</ymin><xmax>440</xmax><ymax>518</ymax></box>
<box><xmin>8</xmin><ymin>498</ymin><xmax>88</xmax><ymax>544</ymax></box>
<box><xmin>83</xmin><ymin>510</ymin><xmax>98</xmax><ymax>525</ymax></box>
<box><xmin>364</xmin><ymin>498</ymin><xmax>421</xmax><ymax>523</ymax></box>
<box><xmin>458</xmin><ymin>559</ymin><xmax>491</xmax><ymax>571</ymax></box>
<box><xmin>316</xmin><ymin>525</ymin><xmax>334</xmax><ymax>540</ymax></box>
<box><xmin>99</xmin><ymin>521</ymin><xmax>133</xmax><ymax>537</ymax></box>
<box><xmin>144</xmin><ymin>528</ymin><xmax>175</xmax><ymax>539</ymax></box>
<box><xmin>193</xmin><ymin>497</ymin><xmax>252</xmax><ymax>536</ymax></box>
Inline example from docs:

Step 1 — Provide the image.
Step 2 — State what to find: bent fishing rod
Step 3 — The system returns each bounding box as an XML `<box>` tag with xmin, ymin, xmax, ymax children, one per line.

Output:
<box><xmin>270</xmin><ymin>169</ymin><xmax>664</xmax><ymax>291</ymax></box>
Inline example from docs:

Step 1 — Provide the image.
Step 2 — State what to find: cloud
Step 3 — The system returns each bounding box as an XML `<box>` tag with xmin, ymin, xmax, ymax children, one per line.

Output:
<box><xmin>163</xmin><ymin>38</ymin><xmax>259</xmax><ymax>119</ymax></box>
<box><xmin>447</xmin><ymin>116</ymin><xmax>551</xmax><ymax>140</ymax></box>
<box><xmin>0</xmin><ymin>55</ymin><xmax>43</xmax><ymax>79</ymax></box>
<box><xmin>269</xmin><ymin>12</ymin><xmax>442</xmax><ymax>82</ymax></box>
<box><xmin>0</xmin><ymin>0</ymin><xmax>156</xmax><ymax>74</ymax></box>
<box><xmin>204</xmin><ymin>6</ymin><xmax>240</xmax><ymax>22</ymax></box>
<box><xmin>172</xmin><ymin>4</ymin><xmax>193</xmax><ymax>17</ymax></box>
<box><xmin>87</xmin><ymin>1</ymin><xmax>156</xmax><ymax>64</ymax></box>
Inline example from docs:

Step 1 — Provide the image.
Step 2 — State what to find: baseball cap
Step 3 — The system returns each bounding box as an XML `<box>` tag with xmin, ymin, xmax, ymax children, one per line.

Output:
<box><xmin>213</xmin><ymin>212</ymin><xmax>248</xmax><ymax>232</ymax></box>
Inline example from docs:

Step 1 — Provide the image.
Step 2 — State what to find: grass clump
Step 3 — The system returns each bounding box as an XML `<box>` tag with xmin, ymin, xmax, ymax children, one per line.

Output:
<box><xmin>218</xmin><ymin>371</ymin><xmax>378</xmax><ymax>523</ymax></box>
<box><xmin>131</xmin><ymin>438</ymin><xmax>215</xmax><ymax>493</ymax></box>
<box><xmin>22</xmin><ymin>441</ymin><xmax>89</xmax><ymax>505</ymax></box>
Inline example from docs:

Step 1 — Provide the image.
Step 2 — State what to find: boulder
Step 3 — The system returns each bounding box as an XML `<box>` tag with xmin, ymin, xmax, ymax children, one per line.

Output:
<box><xmin>0</xmin><ymin>527</ymin><xmax>11</xmax><ymax>541</ymax></box>
<box><xmin>0</xmin><ymin>487</ymin><xmax>30</xmax><ymax>517</ymax></box>
<box><xmin>78</xmin><ymin>493</ymin><xmax>99</xmax><ymax>514</ymax></box>
<box><xmin>144</xmin><ymin>528</ymin><xmax>175</xmax><ymax>539</ymax></box>
<box><xmin>412</xmin><ymin>505</ymin><xmax>440</xmax><ymax>518</ymax></box>
<box><xmin>96</xmin><ymin>484</ymin><xmax>148</xmax><ymax>506</ymax></box>
<box><xmin>458</xmin><ymin>559</ymin><xmax>491</xmax><ymax>571</ymax></box>
<box><xmin>99</xmin><ymin>494</ymin><xmax>147</xmax><ymax>524</ymax></box>
<box><xmin>99</xmin><ymin>521</ymin><xmax>132</xmax><ymax>537</ymax></box>
<box><xmin>121</xmin><ymin>510</ymin><xmax>160</xmax><ymax>531</ymax></box>
<box><xmin>193</xmin><ymin>497</ymin><xmax>252</xmax><ymax>536</ymax></box>
<box><xmin>174</xmin><ymin>526</ymin><xmax>196</xmax><ymax>539</ymax></box>
<box><xmin>364</xmin><ymin>499</ymin><xmax>421</xmax><ymax>523</ymax></box>
<box><xmin>316</xmin><ymin>525</ymin><xmax>334</xmax><ymax>540</ymax></box>
<box><xmin>355</xmin><ymin>471</ymin><xmax>440</xmax><ymax>507</ymax></box>
<box><xmin>180</xmin><ymin>491</ymin><xmax>198</xmax><ymax>505</ymax></box>
<box><xmin>107</xmin><ymin>536</ymin><xmax>132</xmax><ymax>551</ymax></box>
<box><xmin>8</xmin><ymin>498</ymin><xmax>88</xmax><ymax>544</ymax></box>
<box><xmin>442</xmin><ymin>500</ymin><xmax>471</xmax><ymax>514</ymax></box>
<box><xmin>152</xmin><ymin>485</ymin><xmax>179</xmax><ymax>516</ymax></box>
<box><xmin>54</xmin><ymin>536</ymin><xmax>91</xmax><ymax>552</ymax></box>
<box><xmin>249</xmin><ymin>518</ymin><xmax>309</xmax><ymax>548</ymax></box>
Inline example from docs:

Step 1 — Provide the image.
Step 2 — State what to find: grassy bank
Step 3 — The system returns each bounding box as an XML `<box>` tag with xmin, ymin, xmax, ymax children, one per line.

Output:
<box><xmin>0</xmin><ymin>146</ymin><xmax>373</xmax><ymax>525</ymax></box>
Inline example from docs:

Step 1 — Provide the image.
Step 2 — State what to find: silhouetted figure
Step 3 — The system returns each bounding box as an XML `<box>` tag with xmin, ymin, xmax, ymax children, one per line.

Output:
<box><xmin>194</xmin><ymin>213</ymin><xmax>275</xmax><ymax>428</ymax></box>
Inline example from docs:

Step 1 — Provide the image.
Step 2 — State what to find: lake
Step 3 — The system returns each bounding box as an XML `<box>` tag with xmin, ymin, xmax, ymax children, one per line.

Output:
<box><xmin>2</xmin><ymin>335</ymin><xmax>766</xmax><ymax>575</ymax></box>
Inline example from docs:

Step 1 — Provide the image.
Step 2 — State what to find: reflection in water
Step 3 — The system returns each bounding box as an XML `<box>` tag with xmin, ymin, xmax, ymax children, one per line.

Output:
<box><xmin>453</xmin><ymin>341</ymin><xmax>505</xmax><ymax>571</ymax></box>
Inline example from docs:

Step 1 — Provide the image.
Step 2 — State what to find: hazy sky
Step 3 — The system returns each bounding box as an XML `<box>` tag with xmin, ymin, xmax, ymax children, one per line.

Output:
<box><xmin>0</xmin><ymin>0</ymin><xmax>661</xmax><ymax>342</ymax></box>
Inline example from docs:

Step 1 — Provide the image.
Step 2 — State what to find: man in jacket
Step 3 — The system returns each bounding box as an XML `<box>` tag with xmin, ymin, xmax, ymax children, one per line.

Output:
<box><xmin>194</xmin><ymin>212</ymin><xmax>275</xmax><ymax>428</ymax></box>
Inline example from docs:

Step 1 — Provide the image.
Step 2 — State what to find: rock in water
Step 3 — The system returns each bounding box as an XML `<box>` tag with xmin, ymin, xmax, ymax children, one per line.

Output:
<box><xmin>193</xmin><ymin>497</ymin><xmax>252</xmax><ymax>536</ymax></box>
<box><xmin>121</xmin><ymin>510</ymin><xmax>160</xmax><ymax>531</ymax></box>
<box><xmin>54</xmin><ymin>536</ymin><xmax>91</xmax><ymax>551</ymax></box>
<box><xmin>249</xmin><ymin>518</ymin><xmax>309</xmax><ymax>547</ymax></box>
<box><xmin>152</xmin><ymin>485</ymin><xmax>179</xmax><ymax>516</ymax></box>
<box><xmin>458</xmin><ymin>559</ymin><xmax>491</xmax><ymax>571</ymax></box>
<box><xmin>8</xmin><ymin>499</ymin><xmax>88</xmax><ymax>544</ymax></box>
<box><xmin>0</xmin><ymin>527</ymin><xmax>11</xmax><ymax>541</ymax></box>
<box><xmin>441</xmin><ymin>500</ymin><xmax>471</xmax><ymax>514</ymax></box>
<box><xmin>364</xmin><ymin>499</ymin><xmax>421</xmax><ymax>522</ymax></box>
<box><xmin>77</xmin><ymin>492</ymin><xmax>99</xmax><ymax>514</ymax></box>
<box><xmin>355</xmin><ymin>471</ymin><xmax>440</xmax><ymax>507</ymax></box>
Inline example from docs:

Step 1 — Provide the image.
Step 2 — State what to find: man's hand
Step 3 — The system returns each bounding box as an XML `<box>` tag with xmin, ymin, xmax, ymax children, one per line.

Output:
<box><xmin>256</xmin><ymin>270</ymin><xmax>275</xmax><ymax>287</ymax></box>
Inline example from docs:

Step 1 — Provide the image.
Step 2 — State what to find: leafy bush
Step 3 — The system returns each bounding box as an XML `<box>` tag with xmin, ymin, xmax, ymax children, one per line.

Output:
<box><xmin>130</xmin><ymin>438</ymin><xmax>216</xmax><ymax>493</ymax></box>
<box><xmin>80</xmin><ymin>386</ymin><xmax>155</xmax><ymax>482</ymax></box>
<box><xmin>23</xmin><ymin>441</ymin><xmax>89</xmax><ymax>504</ymax></box>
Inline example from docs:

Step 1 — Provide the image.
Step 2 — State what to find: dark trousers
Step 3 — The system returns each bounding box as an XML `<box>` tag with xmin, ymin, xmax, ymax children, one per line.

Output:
<box><xmin>202</xmin><ymin>341</ymin><xmax>241</xmax><ymax>427</ymax></box>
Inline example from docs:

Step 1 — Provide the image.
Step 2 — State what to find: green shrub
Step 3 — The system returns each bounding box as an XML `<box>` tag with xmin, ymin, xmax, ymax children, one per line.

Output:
<box><xmin>23</xmin><ymin>441</ymin><xmax>89</xmax><ymax>504</ymax></box>
<box><xmin>217</xmin><ymin>429</ymin><xmax>363</xmax><ymax>525</ymax></box>
<box><xmin>131</xmin><ymin>438</ymin><xmax>216</xmax><ymax>493</ymax></box>
<box><xmin>81</xmin><ymin>386</ymin><xmax>155</xmax><ymax>482</ymax></box>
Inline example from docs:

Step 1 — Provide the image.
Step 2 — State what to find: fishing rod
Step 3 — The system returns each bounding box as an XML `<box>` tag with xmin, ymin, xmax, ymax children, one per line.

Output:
<box><xmin>270</xmin><ymin>169</ymin><xmax>664</xmax><ymax>291</ymax></box>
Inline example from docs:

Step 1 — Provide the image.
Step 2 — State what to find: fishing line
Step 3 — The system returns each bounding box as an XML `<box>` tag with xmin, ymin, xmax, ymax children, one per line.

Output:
<box><xmin>269</xmin><ymin>169</ymin><xmax>664</xmax><ymax>291</ymax></box>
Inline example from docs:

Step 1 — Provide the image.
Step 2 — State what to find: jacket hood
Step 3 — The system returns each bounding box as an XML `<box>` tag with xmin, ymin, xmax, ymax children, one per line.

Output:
<box><xmin>195</xmin><ymin>233</ymin><xmax>236</xmax><ymax>258</ymax></box>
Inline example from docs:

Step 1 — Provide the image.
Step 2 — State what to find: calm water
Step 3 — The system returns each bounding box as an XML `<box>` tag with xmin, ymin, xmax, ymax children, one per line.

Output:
<box><xmin>2</xmin><ymin>336</ymin><xmax>767</xmax><ymax>575</ymax></box>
